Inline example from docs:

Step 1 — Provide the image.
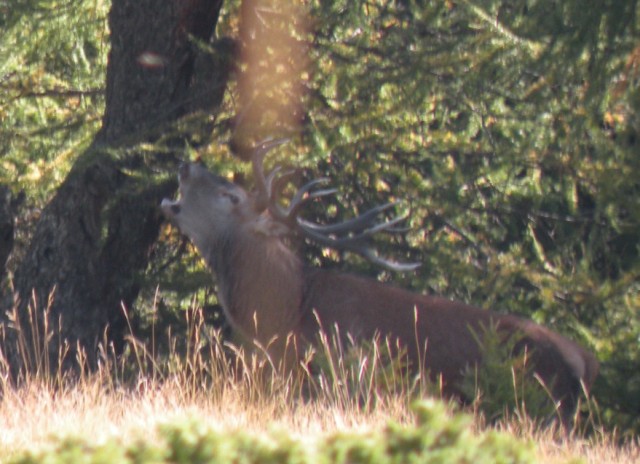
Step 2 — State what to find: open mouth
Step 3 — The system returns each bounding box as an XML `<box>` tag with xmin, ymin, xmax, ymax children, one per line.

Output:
<box><xmin>161</xmin><ymin>198</ymin><xmax>181</xmax><ymax>217</ymax></box>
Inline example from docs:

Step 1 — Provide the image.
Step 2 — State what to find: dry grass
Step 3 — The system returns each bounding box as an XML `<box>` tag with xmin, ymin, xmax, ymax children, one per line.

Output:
<box><xmin>0</xmin><ymin>375</ymin><xmax>413</xmax><ymax>459</ymax></box>
<box><xmin>491</xmin><ymin>416</ymin><xmax>640</xmax><ymax>464</ymax></box>
<box><xmin>0</xmin><ymin>304</ymin><xmax>637</xmax><ymax>463</ymax></box>
<box><xmin>0</xmin><ymin>373</ymin><xmax>638</xmax><ymax>463</ymax></box>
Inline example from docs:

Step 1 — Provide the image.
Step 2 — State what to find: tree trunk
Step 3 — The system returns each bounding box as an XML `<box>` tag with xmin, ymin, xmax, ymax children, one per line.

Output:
<box><xmin>0</xmin><ymin>186</ymin><xmax>21</xmax><ymax>287</ymax></box>
<box><xmin>7</xmin><ymin>0</ymin><xmax>228</xmax><ymax>374</ymax></box>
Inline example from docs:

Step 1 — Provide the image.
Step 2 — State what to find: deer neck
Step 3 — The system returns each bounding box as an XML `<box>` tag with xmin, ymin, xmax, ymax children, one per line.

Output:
<box><xmin>204</xmin><ymin>224</ymin><xmax>305</xmax><ymax>344</ymax></box>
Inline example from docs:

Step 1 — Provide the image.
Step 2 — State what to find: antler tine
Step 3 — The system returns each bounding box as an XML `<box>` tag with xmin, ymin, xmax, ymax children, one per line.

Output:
<box><xmin>297</xmin><ymin>213</ymin><xmax>408</xmax><ymax>246</ymax></box>
<box><xmin>290</xmin><ymin>178</ymin><xmax>332</xmax><ymax>206</ymax></box>
<box><xmin>295</xmin><ymin>202</ymin><xmax>398</xmax><ymax>235</ymax></box>
<box><xmin>359</xmin><ymin>248</ymin><xmax>422</xmax><ymax>272</ymax></box>
<box><xmin>264</xmin><ymin>166</ymin><xmax>283</xmax><ymax>199</ymax></box>
<box><xmin>248</xmin><ymin>138</ymin><xmax>335</xmax><ymax>223</ymax></box>
<box><xmin>296</xmin><ymin>219</ymin><xmax>420</xmax><ymax>272</ymax></box>
<box><xmin>285</xmin><ymin>178</ymin><xmax>337</xmax><ymax>222</ymax></box>
<box><xmin>252</xmin><ymin>137</ymin><xmax>290</xmax><ymax>212</ymax></box>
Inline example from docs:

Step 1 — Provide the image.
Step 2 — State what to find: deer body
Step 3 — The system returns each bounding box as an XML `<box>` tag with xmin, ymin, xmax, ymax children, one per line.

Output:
<box><xmin>161</xmin><ymin>159</ymin><xmax>598</xmax><ymax>425</ymax></box>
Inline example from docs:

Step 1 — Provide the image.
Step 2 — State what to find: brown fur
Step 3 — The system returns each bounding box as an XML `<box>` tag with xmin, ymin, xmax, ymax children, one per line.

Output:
<box><xmin>161</xmin><ymin>162</ymin><xmax>599</xmax><ymax>426</ymax></box>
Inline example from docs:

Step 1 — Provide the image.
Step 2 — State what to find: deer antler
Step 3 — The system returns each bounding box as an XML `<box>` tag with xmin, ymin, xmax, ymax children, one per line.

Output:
<box><xmin>251</xmin><ymin>137</ymin><xmax>291</xmax><ymax>212</ymax></box>
<box><xmin>249</xmin><ymin>139</ymin><xmax>420</xmax><ymax>272</ymax></box>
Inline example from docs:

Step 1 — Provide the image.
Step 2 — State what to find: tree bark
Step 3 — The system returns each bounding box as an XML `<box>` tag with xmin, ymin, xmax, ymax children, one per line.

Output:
<box><xmin>0</xmin><ymin>186</ymin><xmax>21</xmax><ymax>287</ymax></box>
<box><xmin>7</xmin><ymin>0</ymin><xmax>228</xmax><ymax>374</ymax></box>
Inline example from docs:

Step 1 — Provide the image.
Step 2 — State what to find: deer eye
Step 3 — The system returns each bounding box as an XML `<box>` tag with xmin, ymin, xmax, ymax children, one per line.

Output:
<box><xmin>222</xmin><ymin>192</ymin><xmax>240</xmax><ymax>205</ymax></box>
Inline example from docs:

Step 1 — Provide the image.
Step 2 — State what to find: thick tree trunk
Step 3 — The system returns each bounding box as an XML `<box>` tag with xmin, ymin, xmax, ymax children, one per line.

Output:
<box><xmin>7</xmin><ymin>0</ymin><xmax>228</xmax><ymax>374</ymax></box>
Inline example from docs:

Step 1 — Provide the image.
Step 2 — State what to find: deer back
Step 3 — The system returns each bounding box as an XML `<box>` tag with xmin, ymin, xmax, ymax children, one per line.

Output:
<box><xmin>299</xmin><ymin>267</ymin><xmax>598</xmax><ymax>424</ymax></box>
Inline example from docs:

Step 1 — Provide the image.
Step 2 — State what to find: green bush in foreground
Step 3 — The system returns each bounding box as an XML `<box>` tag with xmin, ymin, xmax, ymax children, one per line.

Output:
<box><xmin>10</xmin><ymin>401</ymin><xmax>537</xmax><ymax>464</ymax></box>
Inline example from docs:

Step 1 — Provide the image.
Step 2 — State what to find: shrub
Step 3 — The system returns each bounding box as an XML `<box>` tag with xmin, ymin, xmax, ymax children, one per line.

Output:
<box><xmin>9</xmin><ymin>401</ymin><xmax>536</xmax><ymax>464</ymax></box>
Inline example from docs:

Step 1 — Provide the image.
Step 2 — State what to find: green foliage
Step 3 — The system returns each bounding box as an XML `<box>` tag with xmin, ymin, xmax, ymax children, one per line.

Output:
<box><xmin>295</xmin><ymin>0</ymin><xmax>640</xmax><ymax>433</ymax></box>
<box><xmin>4</xmin><ymin>0</ymin><xmax>640</xmax><ymax>435</ymax></box>
<box><xmin>459</xmin><ymin>323</ymin><xmax>557</xmax><ymax>424</ymax></box>
<box><xmin>8</xmin><ymin>401</ymin><xmax>537</xmax><ymax>463</ymax></box>
<box><xmin>0</xmin><ymin>0</ymin><xmax>108</xmax><ymax>201</ymax></box>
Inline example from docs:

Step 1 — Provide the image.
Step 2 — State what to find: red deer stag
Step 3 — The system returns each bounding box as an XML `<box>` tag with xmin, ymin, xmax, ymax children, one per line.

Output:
<box><xmin>161</xmin><ymin>140</ymin><xmax>598</xmax><ymax>427</ymax></box>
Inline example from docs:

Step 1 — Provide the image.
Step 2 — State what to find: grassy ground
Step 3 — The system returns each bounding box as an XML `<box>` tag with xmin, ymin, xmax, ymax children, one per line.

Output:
<box><xmin>0</xmin><ymin>374</ymin><xmax>638</xmax><ymax>463</ymax></box>
<box><xmin>0</xmin><ymin>308</ymin><xmax>637</xmax><ymax>463</ymax></box>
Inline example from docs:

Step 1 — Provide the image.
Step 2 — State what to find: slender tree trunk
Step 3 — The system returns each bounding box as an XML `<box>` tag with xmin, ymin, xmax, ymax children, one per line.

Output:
<box><xmin>7</xmin><ymin>0</ymin><xmax>228</xmax><ymax>374</ymax></box>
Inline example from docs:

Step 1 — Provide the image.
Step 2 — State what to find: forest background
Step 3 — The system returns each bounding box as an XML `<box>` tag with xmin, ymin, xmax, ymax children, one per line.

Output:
<box><xmin>1</xmin><ymin>0</ymin><xmax>639</xmax><ymax>437</ymax></box>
